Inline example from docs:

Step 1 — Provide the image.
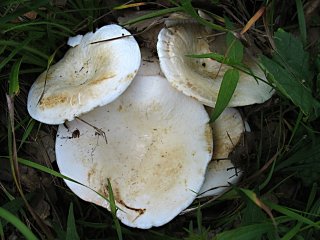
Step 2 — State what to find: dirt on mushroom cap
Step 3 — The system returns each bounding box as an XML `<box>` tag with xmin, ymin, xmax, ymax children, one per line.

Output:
<box><xmin>55</xmin><ymin>74</ymin><xmax>213</xmax><ymax>229</ymax></box>
<box><xmin>27</xmin><ymin>24</ymin><xmax>141</xmax><ymax>125</ymax></box>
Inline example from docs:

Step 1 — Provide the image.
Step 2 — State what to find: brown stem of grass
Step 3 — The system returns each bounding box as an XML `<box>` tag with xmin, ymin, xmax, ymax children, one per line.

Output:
<box><xmin>6</xmin><ymin>94</ymin><xmax>54</xmax><ymax>240</ymax></box>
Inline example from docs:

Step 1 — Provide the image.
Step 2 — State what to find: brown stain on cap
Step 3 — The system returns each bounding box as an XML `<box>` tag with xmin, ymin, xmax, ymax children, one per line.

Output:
<box><xmin>39</xmin><ymin>94</ymin><xmax>68</xmax><ymax>109</ymax></box>
<box><xmin>89</xmin><ymin>72</ymin><xmax>116</xmax><ymax>85</ymax></box>
<box><xmin>205</xmin><ymin>124</ymin><xmax>213</xmax><ymax>155</ymax></box>
<box><xmin>98</xmin><ymin>180</ymin><xmax>146</xmax><ymax>218</ymax></box>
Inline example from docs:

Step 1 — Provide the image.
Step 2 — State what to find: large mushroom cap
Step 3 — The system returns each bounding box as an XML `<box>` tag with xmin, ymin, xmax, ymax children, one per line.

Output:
<box><xmin>28</xmin><ymin>24</ymin><xmax>141</xmax><ymax>124</ymax></box>
<box><xmin>157</xmin><ymin>25</ymin><xmax>274</xmax><ymax>107</ymax></box>
<box><xmin>198</xmin><ymin>108</ymin><xmax>244</xmax><ymax>198</ymax></box>
<box><xmin>55</xmin><ymin>73</ymin><xmax>213</xmax><ymax>228</ymax></box>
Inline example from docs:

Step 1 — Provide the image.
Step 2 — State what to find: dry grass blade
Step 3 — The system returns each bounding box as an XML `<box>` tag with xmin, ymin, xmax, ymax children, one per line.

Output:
<box><xmin>240</xmin><ymin>153</ymin><xmax>279</xmax><ymax>185</ymax></box>
<box><xmin>113</xmin><ymin>2</ymin><xmax>147</xmax><ymax>10</ymax></box>
<box><xmin>240</xmin><ymin>5</ymin><xmax>266</xmax><ymax>35</ymax></box>
<box><xmin>6</xmin><ymin>95</ymin><xmax>54</xmax><ymax>239</ymax></box>
<box><xmin>239</xmin><ymin>188</ymin><xmax>277</xmax><ymax>227</ymax></box>
<box><xmin>74</xmin><ymin>117</ymin><xmax>108</xmax><ymax>144</ymax></box>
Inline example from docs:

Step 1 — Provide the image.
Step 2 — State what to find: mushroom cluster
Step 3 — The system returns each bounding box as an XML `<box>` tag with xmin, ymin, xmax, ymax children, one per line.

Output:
<box><xmin>27</xmin><ymin>20</ymin><xmax>273</xmax><ymax>229</ymax></box>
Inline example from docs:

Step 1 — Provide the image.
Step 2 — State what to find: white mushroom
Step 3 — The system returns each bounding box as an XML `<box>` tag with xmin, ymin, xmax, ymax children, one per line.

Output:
<box><xmin>198</xmin><ymin>108</ymin><xmax>245</xmax><ymax>198</ymax></box>
<box><xmin>67</xmin><ymin>34</ymin><xmax>83</xmax><ymax>47</ymax></box>
<box><xmin>55</xmin><ymin>71</ymin><xmax>213</xmax><ymax>228</ymax></box>
<box><xmin>28</xmin><ymin>24</ymin><xmax>141</xmax><ymax>124</ymax></box>
<box><xmin>157</xmin><ymin>25</ymin><xmax>274</xmax><ymax>107</ymax></box>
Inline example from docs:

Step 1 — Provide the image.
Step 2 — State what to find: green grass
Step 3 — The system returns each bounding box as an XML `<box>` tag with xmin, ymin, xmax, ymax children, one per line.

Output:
<box><xmin>1</xmin><ymin>0</ymin><xmax>320</xmax><ymax>239</ymax></box>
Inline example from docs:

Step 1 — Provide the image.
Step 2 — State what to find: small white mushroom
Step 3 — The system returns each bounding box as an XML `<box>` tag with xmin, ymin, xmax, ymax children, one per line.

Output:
<box><xmin>28</xmin><ymin>24</ymin><xmax>141</xmax><ymax>124</ymax></box>
<box><xmin>55</xmin><ymin>69</ymin><xmax>213</xmax><ymax>228</ymax></box>
<box><xmin>198</xmin><ymin>108</ymin><xmax>245</xmax><ymax>198</ymax></box>
<box><xmin>67</xmin><ymin>34</ymin><xmax>83</xmax><ymax>47</ymax></box>
<box><xmin>157</xmin><ymin>25</ymin><xmax>274</xmax><ymax>107</ymax></box>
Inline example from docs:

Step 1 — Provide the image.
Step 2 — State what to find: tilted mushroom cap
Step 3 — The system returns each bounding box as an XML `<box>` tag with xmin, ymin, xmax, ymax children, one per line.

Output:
<box><xmin>157</xmin><ymin>25</ymin><xmax>274</xmax><ymax>107</ymax></box>
<box><xmin>198</xmin><ymin>108</ymin><xmax>244</xmax><ymax>198</ymax></box>
<box><xmin>28</xmin><ymin>24</ymin><xmax>141</xmax><ymax>124</ymax></box>
<box><xmin>55</xmin><ymin>72</ymin><xmax>213</xmax><ymax>228</ymax></box>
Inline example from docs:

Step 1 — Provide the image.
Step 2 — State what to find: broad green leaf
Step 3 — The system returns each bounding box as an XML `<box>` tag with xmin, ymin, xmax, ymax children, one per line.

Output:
<box><xmin>0</xmin><ymin>207</ymin><xmax>38</xmax><ymax>240</ymax></box>
<box><xmin>261</xmin><ymin>55</ymin><xmax>320</xmax><ymax>119</ymax></box>
<box><xmin>242</xmin><ymin>199</ymin><xmax>267</xmax><ymax>226</ymax></box>
<box><xmin>225</xmin><ymin>18</ymin><xmax>243</xmax><ymax>63</ymax></box>
<box><xmin>215</xmin><ymin>223</ymin><xmax>275</xmax><ymax>240</ymax></box>
<box><xmin>66</xmin><ymin>203</ymin><xmax>80</xmax><ymax>240</ymax></box>
<box><xmin>210</xmin><ymin>69</ymin><xmax>239</xmax><ymax>122</ymax></box>
<box><xmin>273</xmin><ymin>29</ymin><xmax>310</xmax><ymax>83</ymax></box>
<box><xmin>275</xmin><ymin>137</ymin><xmax>320</xmax><ymax>185</ymax></box>
<box><xmin>9</xmin><ymin>58</ymin><xmax>22</xmax><ymax>96</ymax></box>
<box><xmin>226</xmin><ymin>36</ymin><xmax>244</xmax><ymax>63</ymax></box>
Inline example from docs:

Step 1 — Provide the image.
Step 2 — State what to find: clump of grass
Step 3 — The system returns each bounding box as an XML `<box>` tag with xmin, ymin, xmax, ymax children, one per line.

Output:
<box><xmin>1</xmin><ymin>0</ymin><xmax>320</xmax><ymax>239</ymax></box>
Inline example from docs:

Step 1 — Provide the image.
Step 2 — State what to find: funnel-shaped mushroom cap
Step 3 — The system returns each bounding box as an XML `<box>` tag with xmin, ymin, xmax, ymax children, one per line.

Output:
<box><xmin>198</xmin><ymin>108</ymin><xmax>244</xmax><ymax>198</ymax></box>
<box><xmin>157</xmin><ymin>25</ymin><xmax>273</xmax><ymax>107</ymax></box>
<box><xmin>28</xmin><ymin>24</ymin><xmax>141</xmax><ymax>124</ymax></box>
<box><xmin>56</xmin><ymin>74</ymin><xmax>213</xmax><ymax>228</ymax></box>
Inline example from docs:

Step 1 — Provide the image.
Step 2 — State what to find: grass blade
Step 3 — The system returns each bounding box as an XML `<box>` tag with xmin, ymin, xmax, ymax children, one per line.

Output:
<box><xmin>0</xmin><ymin>40</ymin><xmax>49</xmax><ymax>61</ymax></box>
<box><xmin>0</xmin><ymin>207</ymin><xmax>38</xmax><ymax>240</ymax></box>
<box><xmin>122</xmin><ymin>7</ymin><xmax>182</xmax><ymax>26</ymax></box>
<box><xmin>281</xmin><ymin>222</ymin><xmax>303</xmax><ymax>240</ymax></box>
<box><xmin>306</xmin><ymin>183</ymin><xmax>318</xmax><ymax>213</ymax></box>
<box><xmin>18</xmin><ymin>119</ymin><xmax>36</xmax><ymax>150</ymax></box>
<box><xmin>15</xmin><ymin>157</ymin><xmax>85</xmax><ymax>184</ymax></box>
<box><xmin>1</xmin><ymin>197</ymin><xmax>26</xmax><ymax>228</ymax></box>
<box><xmin>215</xmin><ymin>223</ymin><xmax>275</xmax><ymax>240</ymax></box>
<box><xmin>295</xmin><ymin>0</ymin><xmax>307</xmax><ymax>46</ymax></box>
<box><xmin>0</xmin><ymin>39</ymin><xmax>30</xmax><ymax>72</ymax></box>
<box><xmin>2</xmin><ymin>21</ymin><xmax>75</xmax><ymax>35</ymax></box>
<box><xmin>9</xmin><ymin>58</ymin><xmax>22</xmax><ymax>96</ymax></box>
<box><xmin>180</xmin><ymin>0</ymin><xmax>226</xmax><ymax>31</ymax></box>
<box><xmin>66</xmin><ymin>203</ymin><xmax>80</xmax><ymax>240</ymax></box>
<box><xmin>0</xmin><ymin>221</ymin><xmax>3</xmax><ymax>240</ymax></box>
<box><xmin>264</xmin><ymin>200</ymin><xmax>320</xmax><ymax>229</ymax></box>
<box><xmin>107</xmin><ymin>179</ymin><xmax>123</xmax><ymax>240</ymax></box>
<box><xmin>210</xmin><ymin>69</ymin><xmax>239</xmax><ymax>122</ymax></box>
<box><xmin>0</xmin><ymin>0</ymin><xmax>48</xmax><ymax>24</ymax></box>
<box><xmin>238</xmin><ymin>188</ymin><xmax>276</xmax><ymax>226</ymax></box>
<box><xmin>113</xmin><ymin>2</ymin><xmax>147</xmax><ymax>10</ymax></box>
<box><xmin>275</xmin><ymin>137</ymin><xmax>320</xmax><ymax>185</ymax></box>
